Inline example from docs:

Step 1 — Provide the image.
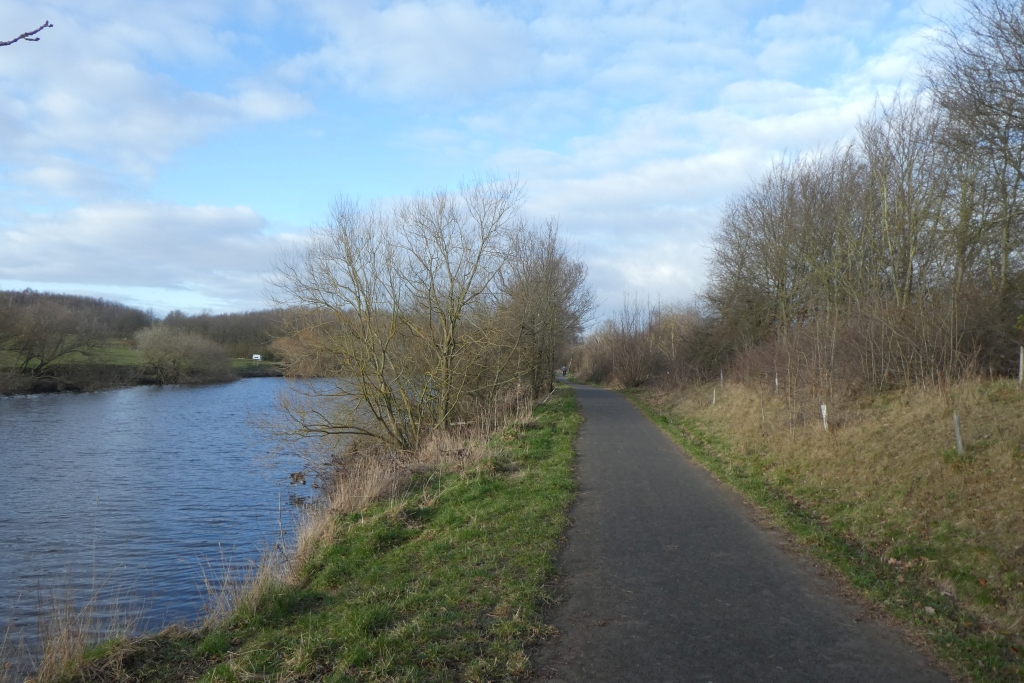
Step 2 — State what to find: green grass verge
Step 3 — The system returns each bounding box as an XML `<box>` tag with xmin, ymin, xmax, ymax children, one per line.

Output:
<box><xmin>624</xmin><ymin>389</ymin><xmax>1022</xmax><ymax>683</ymax></box>
<box><xmin>0</xmin><ymin>341</ymin><xmax>145</xmax><ymax>371</ymax></box>
<box><xmin>60</xmin><ymin>387</ymin><xmax>581</xmax><ymax>683</ymax></box>
<box><xmin>231</xmin><ymin>359</ymin><xmax>284</xmax><ymax>377</ymax></box>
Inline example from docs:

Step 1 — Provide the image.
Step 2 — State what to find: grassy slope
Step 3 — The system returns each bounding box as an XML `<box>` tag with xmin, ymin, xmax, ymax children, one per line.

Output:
<box><xmin>626</xmin><ymin>383</ymin><xmax>1024</xmax><ymax>683</ymax></box>
<box><xmin>1</xmin><ymin>341</ymin><xmax>281</xmax><ymax>389</ymax></box>
<box><xmin>0</xmin><ymin>342</ymin><xmax>145</xmax><ymax>370</ymax></box>
<box><xmin>61</xmin><ymin>388</ymin><xmax>581</xmax><ymax>683</ymax></box>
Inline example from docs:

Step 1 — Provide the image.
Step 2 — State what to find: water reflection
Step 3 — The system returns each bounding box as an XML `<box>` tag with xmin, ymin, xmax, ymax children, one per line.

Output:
<box><xmin>0</xmin><ymin>378</ymin><xmax>307</xmax><ymax>661</ymax></box>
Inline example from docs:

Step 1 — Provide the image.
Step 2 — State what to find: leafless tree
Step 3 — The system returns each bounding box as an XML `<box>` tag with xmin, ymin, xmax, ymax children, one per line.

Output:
<box><xmin>8</xmin><ymin>298</ymin><xmax>104</xmax><ymax>377</ymax></box>
<box><xmin>270</xmin><ymin>176</ymin><xmax>592</xmax><ymax>451</ymax></box>
<box><xmin>927</xmin><ymin>0</ymin><xmax>1024</xmax><ymax>296</ymax></box>
<box><xmin>575</xmin><ymin>2</ymin><xmax>1024</xmax><ymax>396</ymax></box>
<box><xmin>501</xmin><ymin>221</ymin><xmax>594</xmax><ymax>396</ymax></box>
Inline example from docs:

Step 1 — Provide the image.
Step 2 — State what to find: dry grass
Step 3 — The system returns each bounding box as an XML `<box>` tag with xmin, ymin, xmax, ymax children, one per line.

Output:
<box><xmin>0</xmin><ymin>577</ymin><xmax>140</xmax><ymax>683</ymax></box>
<box><xmin>643</xmin><ymin>377</ymin><xmax>1024</xmax><ymax>637</ymax></box>
<box><xmin>289</xmin><ymin>394</ymin><xmax>535</xmax><ymax>574</ymax></box>
<box><xmin>204</xmin><ymin>386</ymin><xmax>538</xmax><ymax>630</ymax></box>
<box><xmin>198</xmin><ymin>546</ymin><xmax>290</xmax><ymax>629</ymax></box>
<box><xmin>1</xmin><ymin>605</ymin><xmax>27</xmax><ymax>683</ymax></box>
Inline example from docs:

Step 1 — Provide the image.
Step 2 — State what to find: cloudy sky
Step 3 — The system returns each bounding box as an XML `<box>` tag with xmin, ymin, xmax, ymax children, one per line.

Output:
<box><xmin>0</xmin><ymin>0</ymin><xmax>960</xmax><ymax>317</ymax></box>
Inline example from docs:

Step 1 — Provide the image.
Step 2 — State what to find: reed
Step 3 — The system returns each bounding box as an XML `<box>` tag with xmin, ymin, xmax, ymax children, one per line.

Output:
<box><xmin>0</xmin><ymin>574</ymin><xmax>139</xmax><ymax>683</ymax></box>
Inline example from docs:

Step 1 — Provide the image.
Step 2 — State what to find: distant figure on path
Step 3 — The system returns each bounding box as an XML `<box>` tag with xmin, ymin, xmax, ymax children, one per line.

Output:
<box><xmin>561</xmin><ymin>365</ymin><xmax>567</xmax><ymax>377</ymax></box>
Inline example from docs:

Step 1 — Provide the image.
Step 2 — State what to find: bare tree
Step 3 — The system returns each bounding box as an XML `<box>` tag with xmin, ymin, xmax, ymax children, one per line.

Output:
<box><xmin>396</xmin><ymin>178</ymin><xmax>525</xmax><ymax>427</ymax></box>
<box><xmin>927</xmin><ymin>0</ymin><xmax>1024</xmax><ymax>295</ymax></box>
<box><xmin>270</xmin><ymin>177</ymin><xmax>589</xmax><ymax>451</ymax></box>
<box><xmin>576</xmin><ymin>2</ymin><xmax>1024</xmax><ymax>395</ymax></box>
<box><xmin>9</xmin><ymin>298</ymin><xmax>104</xmax><ymax>377</ymax></box>
<box><xmin>502</xmin><ymin>221</ymin><xmax>594</xmax><ymax>396</ymax></box>
<box><xmin>1</xmin><ymin>21</ymin><xmax>52</xmax><ymax>47</ymax></box>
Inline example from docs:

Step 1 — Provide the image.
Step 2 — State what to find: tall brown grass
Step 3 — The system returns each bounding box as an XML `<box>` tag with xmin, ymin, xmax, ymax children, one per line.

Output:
<box><xmin>1</xmin><ymin>576</ymin><xmax>139</xmax><ymax>683</ymax></box>
<box><xmin>288</xmin><ymin>388</ymin><xmax>535</xmax><ymax>576</ymax></box>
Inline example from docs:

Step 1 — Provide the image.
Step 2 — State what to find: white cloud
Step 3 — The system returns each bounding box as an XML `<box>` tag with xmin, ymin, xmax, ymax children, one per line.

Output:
<box><xmin>282</xmin><ymin>0</ymin><xmax>531</xmax><ymax>99</ymax></box>
<box><xmin>484</xmin><ymin>1</ymin><xmax>960</xmax><ymax>315</ymax></box>
<box><xmin>0</xmin><ymin>0</ymin><xmax>976</xmax><ymax>317</ymax></box>
<box><xmin>0</xmin><ymin>202</ymin><xmax>299</xmax><ymax>310</ymax></box>
<box><xmin>0</xmin><ymin>1</ymin><xmax>310</xmax><ymax>198</ymax></box>
<box><xmin>10</xmin><ymin>157</ymin><xmax>129</xmax><ymax>199</ymax></box>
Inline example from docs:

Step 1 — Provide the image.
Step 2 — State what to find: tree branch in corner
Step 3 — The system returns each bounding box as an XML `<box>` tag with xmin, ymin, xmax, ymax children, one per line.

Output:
<box><xmin>0</xmin><ymin>21</ymin><xmax>52</xmax><ymax>47</ymax></box>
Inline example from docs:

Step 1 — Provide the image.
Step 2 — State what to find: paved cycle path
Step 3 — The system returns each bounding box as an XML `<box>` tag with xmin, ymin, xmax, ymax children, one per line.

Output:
<box><xmin>531</xmin><ymin>383</ymin><xmax>948</xmax><ymax>683</ymax></box>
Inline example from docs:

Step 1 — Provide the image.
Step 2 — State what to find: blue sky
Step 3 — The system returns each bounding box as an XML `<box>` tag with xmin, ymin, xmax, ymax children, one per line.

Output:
<box><xmin>0</xmin><ymin>0</ymin><xmax>959</xmax><ymax>316</ymax></box>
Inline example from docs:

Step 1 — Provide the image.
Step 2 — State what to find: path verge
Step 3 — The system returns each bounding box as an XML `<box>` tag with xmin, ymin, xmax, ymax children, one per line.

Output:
<box><xmin>533</xmin><ymin>383</ymin><xmax>948</xmax><ymax>682</ymax></box>
<box><xmin>626</xmin><ymin>387</ymin><xmax>1021</xmax><ymax>683</ymax></box>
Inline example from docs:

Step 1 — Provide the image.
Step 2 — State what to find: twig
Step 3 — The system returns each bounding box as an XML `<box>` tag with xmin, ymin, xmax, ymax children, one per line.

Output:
<box><xmin>0</xmin><ymin>21</ymin><xmax>53</xmax><ymax>47</ymax></box>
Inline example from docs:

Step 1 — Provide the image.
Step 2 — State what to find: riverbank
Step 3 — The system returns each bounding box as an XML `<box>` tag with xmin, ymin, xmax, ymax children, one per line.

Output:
<box><xmin>0</xmin><ymin>360</ymin><xmax>283</xmax><ymax>396</ymax></box>
<box><xmin>627</xmin><ymin>380</ymin><xmax>1024</xmax><ymax>683</ymax></box>
<box><xmin>26</xmin><ymin>386</ymin><xmax>580</xmax><ymax>682</ymax></box>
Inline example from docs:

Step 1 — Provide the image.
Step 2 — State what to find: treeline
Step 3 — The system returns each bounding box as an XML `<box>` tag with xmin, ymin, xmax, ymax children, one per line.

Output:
<box><xmin>163</xmin><ymin>309</ymin><xmax>284</xmax><ymax>360</ymax></box>
<box><xmin>272</xmin><ymin>177</ymin><xmax>593</xmax><ymax>450</ymax></box>
<box><xmin>0</xmin><ymin>289</ymin><xmax>285</xmax><ymax>392</ymax></box>
<box><xmin>0</xmin><ymin>289</ymin><xmax>154</xmax><ymax>378</ymax></box>
<box><xmin>578</xmin><ymin>0</ymin><xmax>1024</xmax><ymax>400</ymax></box>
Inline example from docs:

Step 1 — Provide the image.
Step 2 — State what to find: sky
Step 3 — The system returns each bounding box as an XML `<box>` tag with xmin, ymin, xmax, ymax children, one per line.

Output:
<box><xmin>0</xmin><ymin>0</ymin><xmax>962</xmax><ymax>318</ymax></box>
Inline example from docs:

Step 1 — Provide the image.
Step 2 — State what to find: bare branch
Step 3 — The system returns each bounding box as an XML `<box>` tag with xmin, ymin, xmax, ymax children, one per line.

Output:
<box><xmin>0</xmin><ymin>21</ymin><xmax>53</xmax><ymax>47</ymax></box>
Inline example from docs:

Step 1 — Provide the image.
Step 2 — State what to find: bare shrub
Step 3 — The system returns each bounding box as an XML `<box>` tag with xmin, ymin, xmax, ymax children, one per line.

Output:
<box><xmin>135</xmin><ymin>325</ymin><xmax>233</xmax><ymax>385</ymax></box>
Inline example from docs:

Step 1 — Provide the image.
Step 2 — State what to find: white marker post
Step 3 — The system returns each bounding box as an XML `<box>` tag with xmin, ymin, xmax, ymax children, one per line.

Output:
<box><xmin>954</xmin><ymin>412</ymin><xmax>965</xmax><ymax>457</ymax></box>
<box><xmin>820</xmin><ymin>404</ymin><xmax>829</xmax><ymax>432</ymax></box>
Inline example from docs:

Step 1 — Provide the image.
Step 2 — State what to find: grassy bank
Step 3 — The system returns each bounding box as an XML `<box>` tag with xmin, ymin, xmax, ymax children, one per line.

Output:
<box><xmin>627</xmin><ymin>380</ymin><xmax>1024</xmax><ymax>683</ymax></box>
<box><xmin>37</xmin><ymin>386</ymin><xmax>580</xmax><ymax>683</ymax></box>
<box><xmin>0</xmin><ymin>341</ymin><xmax>283</xmax><ymax>394</ymax></box>
<box><xmin>231</xmin><ymin>359</ymin><xmax>284</xmax><ymax>378</ymax></box>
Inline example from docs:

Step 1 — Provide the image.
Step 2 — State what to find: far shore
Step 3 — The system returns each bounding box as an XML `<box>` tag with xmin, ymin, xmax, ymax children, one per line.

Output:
<box><xmin>0</xmin><ymin>360</ymin><xmax>285</xmax><ymax>397</ymax></box>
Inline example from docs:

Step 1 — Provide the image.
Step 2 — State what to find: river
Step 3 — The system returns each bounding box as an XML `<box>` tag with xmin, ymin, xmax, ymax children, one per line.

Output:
<box><xmin>0</xmin><ymin>378</ymin><xmax>309</xmax><ymax>667</ymax></box>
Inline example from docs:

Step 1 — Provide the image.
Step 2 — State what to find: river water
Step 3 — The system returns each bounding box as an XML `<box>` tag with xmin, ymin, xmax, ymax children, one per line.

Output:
<box><xmin>0</xmin><ymin>378</ymin><xmax>309</xmax><ymax>664</ymax></box>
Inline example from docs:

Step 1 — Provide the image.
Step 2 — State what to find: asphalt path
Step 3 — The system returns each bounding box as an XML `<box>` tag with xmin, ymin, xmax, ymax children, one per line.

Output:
<box><xmin>531</xmin><ymin>382</ymin><xmax>949</xmax><ymax>683</ymax></box>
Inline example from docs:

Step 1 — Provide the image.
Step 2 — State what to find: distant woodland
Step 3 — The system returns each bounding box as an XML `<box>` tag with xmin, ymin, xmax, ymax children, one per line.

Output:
<box><xmin>0</xmin><ymin>289</ymin><xmax>284</xmax><ymax>393</ymax></box>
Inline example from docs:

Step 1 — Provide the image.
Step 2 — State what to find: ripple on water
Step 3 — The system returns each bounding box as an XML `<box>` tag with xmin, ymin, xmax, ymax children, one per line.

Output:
<box><xmin>0</xmin><ymin>378</ymin><xmax>309</xmax><ymax>659</ymax></box>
